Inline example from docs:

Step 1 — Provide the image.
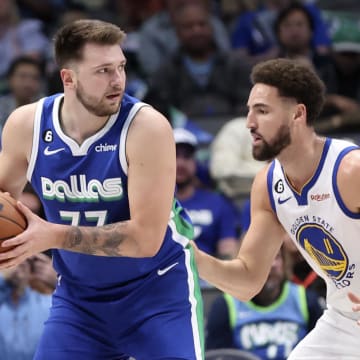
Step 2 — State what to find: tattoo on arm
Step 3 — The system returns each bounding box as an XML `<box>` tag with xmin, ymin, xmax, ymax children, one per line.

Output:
<box><xmin>64</xmin><ymin>223</ymin><xmax>128</xmax><ymax>256</ymax></box>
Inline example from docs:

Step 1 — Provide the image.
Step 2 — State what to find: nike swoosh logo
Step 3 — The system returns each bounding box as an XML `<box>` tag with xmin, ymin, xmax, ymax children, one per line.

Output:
<box><xmin>44</xmin><ymin>146</ymin><xmax>65</xmax><ymax>156</ymax></box>
<box><xmin>157</xmin><ymin>262</ymin><xmax>178</xmax><ymax>276</ymax></box>
<box><xmin>278</xmin><ymin>196</ymin><xmax>292</xmax><ymax>205</ymax></box>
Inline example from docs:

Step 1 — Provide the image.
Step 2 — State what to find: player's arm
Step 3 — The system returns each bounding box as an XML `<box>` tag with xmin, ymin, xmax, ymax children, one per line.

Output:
<box><xmin>0</xmin><ymin>106</ymin><xmax>175</xmax><ymax>263</ymax></box>
<box><xmin>336</xmin><ymin>149</ymin><xmax>360</xmax><ymax>213</ymax></box>
<box><xmin>60</xmin><ymin>106</ymin><xmax>175</xmax><ymax>257</ymax></box>
<box><xmin>193</xmin><ymin>166</ymin><xmax>286</xmax><ymax>301</ymax></box>
<box><xmin>0</xmin><ymin>104</ymin><xmax>35</xmax><ymax>198</ymax></box>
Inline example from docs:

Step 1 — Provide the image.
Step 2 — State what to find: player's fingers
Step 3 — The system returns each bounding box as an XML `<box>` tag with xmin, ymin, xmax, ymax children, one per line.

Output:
<box><xmin>0</xmin><ymin>251</ymin><xmax>28</xmax><ymax>269</ymax></box>
<box><xmin>348</xmin><ymin>291</ymin><xmax>360</xmax><ymax>304</ymax></box>
<box><xmin>0</xmin><ymin>239</ymin><xmax>29</xmax><ymax>261</ymax></box>
<box><xmin>1</xmin><ymin>233</ymin><xmax>27</xmax><ymax>248</ymax></box>
<box><xmin>16</xmin><ymin>201</ymin><xmax>33</xmax><ymax>219</ymax></box>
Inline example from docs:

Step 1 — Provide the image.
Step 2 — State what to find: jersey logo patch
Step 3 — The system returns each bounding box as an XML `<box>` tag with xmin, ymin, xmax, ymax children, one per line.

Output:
<box><xmin>296</xmin><ymin>223</ymin><xmax>348</xmax><ymax>282</ymax></box>
<box><xmin>44</xmin><ymin>146</ymin><xmax>65</xmax><ymax>156</ymax></box>
<box><xmin>278</xmin><ymin>196</ymin><xmax>292</xmax><ymax>205</ymax></box>
<box><xmin>157</xmin><ymin>262</ymin><xmax>178</xmax><ymax>276</ymax></box>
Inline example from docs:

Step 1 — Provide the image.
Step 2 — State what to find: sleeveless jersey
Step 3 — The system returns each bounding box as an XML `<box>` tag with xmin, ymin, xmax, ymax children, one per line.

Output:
<box><xmin>27</xmin><ymin>93</ymin><xmax>193</xmax><ymax>288</ymax></box>
<box><xmin>224</xmin><ymin>282</ymin><xmax>308</xmax><ymax>359</ymax></box>
<box><xmin>268</xmin><ymin>138</ymin><xmax>360</xmax><ymax>314</ymax></box>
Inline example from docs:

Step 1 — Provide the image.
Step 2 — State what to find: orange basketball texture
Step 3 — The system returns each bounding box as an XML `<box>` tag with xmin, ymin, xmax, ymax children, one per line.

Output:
<box><xmin>0</xmin><ymin>192</ymin><xmax>27</xmax><ymax>253</ymax></box>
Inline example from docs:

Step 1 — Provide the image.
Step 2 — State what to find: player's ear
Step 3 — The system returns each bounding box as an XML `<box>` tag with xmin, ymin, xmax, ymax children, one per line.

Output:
<box><xmin>60</xmin><ymin>68</ymin><xmax>76</xmax><ymax>89</ymax></box>
<box><xmin>293</xmin><ymin>103</ymin><xmax>306</xmax><ymax>122</ymax></box>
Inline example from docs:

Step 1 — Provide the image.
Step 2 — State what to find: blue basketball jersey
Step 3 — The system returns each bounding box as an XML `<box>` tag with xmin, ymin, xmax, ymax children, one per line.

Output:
<box><xmin>28</xmin><ymin>93</ymin><xmax>194</xmax><ymax>288</ymax></box>
<box><xmin>225</xmin><ymin>282</ymin><xmax>308</xmax><ymax>359</ymax></box>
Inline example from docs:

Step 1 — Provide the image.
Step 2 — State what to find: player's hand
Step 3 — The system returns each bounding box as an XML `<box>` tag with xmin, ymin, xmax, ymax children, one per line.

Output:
<box><xmin>0</xmin><ymin>202</ymin><xmax>57</xmax><ymax>269</ymax></box>
<box><xmin>348</xmin><ymin>291</ymin><xmax>360</xmax><ymax>325</ymax></box>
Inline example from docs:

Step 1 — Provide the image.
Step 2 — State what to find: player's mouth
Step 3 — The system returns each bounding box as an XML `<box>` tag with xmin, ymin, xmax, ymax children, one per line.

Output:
<box><xmin>251</xmin><ymin>132</ymin><xmax>263</xmax><ymax>145</ymax></box>
<box><xmin>106</xmin><ymin>93</ymin><xmax>121</xmax><ymax>101</ymax></box>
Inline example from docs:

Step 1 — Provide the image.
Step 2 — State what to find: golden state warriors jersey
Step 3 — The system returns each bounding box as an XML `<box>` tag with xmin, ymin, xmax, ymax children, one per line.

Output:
<box><xmin>268</xmin><ymin>138</ymin><xmax>360</xmax><ymax>315</ymax></box>
<box><xmin>27</xmin><ymin>93</ymin><xmax>194</xmax><ymax>288</ymax></box>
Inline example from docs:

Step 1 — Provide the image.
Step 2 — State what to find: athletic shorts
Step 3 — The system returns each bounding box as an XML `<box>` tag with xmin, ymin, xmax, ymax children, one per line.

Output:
<box><xmin>288</xmin><ymin>306</ymin><xmax>360</xmax><ymax>359</ymax></box>
<box><xmin>34</xmin><ymin>247</ymin><xmax>204</xmax><ymax>360</ymax></box>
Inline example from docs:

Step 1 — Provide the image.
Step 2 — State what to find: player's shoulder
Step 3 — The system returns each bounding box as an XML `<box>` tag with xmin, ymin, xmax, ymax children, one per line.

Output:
<box><xmin>6</xmin><ymin>101</ymin><xmax>38</xmax><ymax>125</ymax></box>
<box><xmin>3</xmin><ymin>101</ymin><xmax>38</xmax><ymax>135</ymax></box>
<box><xmin>337</xmin><ymin>147</ymin><xmax>360</xmax><ymax>176</ymax></box>
<box><xmin>252</xmin><ymin>162</ymin><xmax>272</xmax><ymax>189</ymax></box>
<box><xmin>335</xmin><ymin>146</ymin><xmax>360</xmax><ymax>208</ymax></box>
<box><xmin>250</xmin><ymin>163</ymin><xmax>273</xmax><ymax>208</ymax></box>
<box><xmin>130</xmin><ymin>105</ymin><xmax>172</xmax><ymax>138</ymax></box>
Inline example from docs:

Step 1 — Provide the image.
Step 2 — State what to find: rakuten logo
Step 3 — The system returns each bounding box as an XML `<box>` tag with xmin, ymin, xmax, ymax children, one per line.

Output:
<box><xmin>310</xmin><ymin>193</ymin><xmax>330</xmax><ymax>201</ymax></box>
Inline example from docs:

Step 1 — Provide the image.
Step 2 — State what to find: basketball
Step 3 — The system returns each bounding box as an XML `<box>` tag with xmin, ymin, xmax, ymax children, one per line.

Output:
<box><xmin>0</xmin><ymin>192</ymin><xmax>27</xmax><ymax>253</ymax></box>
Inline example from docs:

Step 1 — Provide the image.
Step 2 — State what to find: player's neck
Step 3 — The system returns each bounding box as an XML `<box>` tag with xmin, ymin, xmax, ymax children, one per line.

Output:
<box><xmin>278</xmin><ymin>134</ymin><xmax>325</xmax><ymax>193</ymax></box>
<box><xmin>60</xmin><ymin>98</ymin><xmax>110</xmax><ymax>145</ymax></box>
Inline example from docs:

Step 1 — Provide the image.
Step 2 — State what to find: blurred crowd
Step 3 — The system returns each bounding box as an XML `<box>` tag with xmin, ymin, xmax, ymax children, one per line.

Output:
<box><xmin>0</xmin><ymin>0</ymin><xmax>360</xmax><ymax>358</ymax></box>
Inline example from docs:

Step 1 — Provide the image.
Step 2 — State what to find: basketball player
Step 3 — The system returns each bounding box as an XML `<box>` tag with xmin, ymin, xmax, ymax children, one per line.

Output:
<box><xmin>191</xmin><ymin>58</ymin><xmax>360</xmax><ymax>358</ymax></box>
<box><xmin>0</xmin><ymin>20</ymin><xmax>204</xmax><ymax>359</ymax></box>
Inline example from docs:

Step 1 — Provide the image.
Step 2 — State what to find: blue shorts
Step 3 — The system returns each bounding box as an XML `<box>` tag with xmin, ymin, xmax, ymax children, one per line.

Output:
<box><xmin>34</xmin><ymin>247</ymin><xmax>204</xmax><ymax>359</ymax></box>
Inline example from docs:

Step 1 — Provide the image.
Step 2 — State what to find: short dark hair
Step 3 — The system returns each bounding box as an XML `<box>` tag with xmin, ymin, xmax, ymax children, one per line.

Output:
<box><xmin>250</xmin><ymin>58</ymin><xmax>325</xmax><ymax>125</ymax></box>
<box><xmin>7</xmin><ymin>56</ymin><xmax>44</xmax><ymax>78</ymax></box>
<box><xmin>274</xmin><ymin>2</ymin><xmax>314</xmax><ymax>36</ymax></box>
<box><xmin>54</xmin><ymin>19</ymin><xmax>126</xmax><ymax>68</ymax></box>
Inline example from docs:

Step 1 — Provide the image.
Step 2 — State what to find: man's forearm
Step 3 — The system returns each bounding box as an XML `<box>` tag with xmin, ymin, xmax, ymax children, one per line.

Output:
<box><xmin>195</xmin><ymin>248</ymin><xmax>263</xmax><ymax>301</ymax></box>
<box><xmin>59</xmin><ymin>221</ymin><xmax>140</xmax><ymax>257</ymax></box>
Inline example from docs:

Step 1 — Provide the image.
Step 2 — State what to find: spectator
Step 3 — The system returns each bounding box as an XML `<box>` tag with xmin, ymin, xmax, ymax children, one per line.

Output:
<box><xmin>174</xmin><ymin>127</ymin><xmax>240</xmax><ymax>260</ymax></box>
<box><xmin>0</xmin><ymin>56</ymin><xmax>45</xmax><ymax>135</ymax></box>
<box><xmin>0</xmin><ymin>255</ymin><xmax>55</xmax><ymax>360</ymax></box>
<box><xmin>231</xmin><ymin>0</ymin><xmax>331</xmax><ymax>64</ymax></box>
<box><xmin>113</xmin><ymin>0</ymin><xmax>164</xmax><ymax>32</ymax></box>
<box><xmin>137</xmin><ymin>0</ymin><xmax>230</xmax><ymax>77</ymax></box>
<box><xmin>145</xmin><ymin>2</ymin><xmax>252</xmax><ymax>118</ymax></box>
<box><xmin>65</xmin><ymin>0</ymin><xmax>116</xmax><ymax>22</ymax></box>
<box><xmin>15</xmin><ymin>0</ymin><xmax>66</xmax><ymax>31</ymax></box>
<box><xmin>0</xmin><ymin>0</ymin><xmax>49</xmax><ymax>93</ymax></box>
<box><xmin>274</xmin><ymin>2</ymin><xmax>332</xmax><ymax>71</ymax></box>
<box><xmin>206</xmin><ymin>246</ymin><xmax>324</xmax><ymax>359</ymax></box>
<box><xmin>315</xmin><ymin>13</ymin><xmax>360</xmax><ymax>135</ymax></box>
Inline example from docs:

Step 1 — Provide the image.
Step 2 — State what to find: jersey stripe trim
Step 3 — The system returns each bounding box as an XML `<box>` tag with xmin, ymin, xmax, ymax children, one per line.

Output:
<box><xmin>119</xmin><ymin>102</ymin><xmax>149</xmax><ymax>175</ymax></box>
<box><xmin>27</xmin><ymin>97</ymin><xmax>45</xmax><ymax>182</ymax></box>
<box><xmin>298</xmin><ymin>285</ymin><xmax>309</xmax><ymax>323</ymax></box>
<box><xmin>267</xmin><ymin>161</ymin><xmax>276</xmax><ymax>213</ymax></box>
<box><xmin>223</xmin><ymin>293</ymin><xmax>237</xmax><ymax>329</ymax></box>
<box><xmin>332</xmin><ymin>145</ymin><xmax>360</xmax><ymax>219</ymax></box>
<box><xmin>184</xmin><ymin>246</ymin><xmax>205</xmax><ymax>359</ymax></box>
<box><xmin>168</xmin><ymin>199</ymin><xmax>195</xmax><ymax>246</ymax></box>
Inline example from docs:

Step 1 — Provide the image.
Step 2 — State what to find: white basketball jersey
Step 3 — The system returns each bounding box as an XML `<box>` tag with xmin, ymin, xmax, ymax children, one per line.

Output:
<box><xmin>269</xmin><ymin>138</ymin><xmax>360</xmax><ymax>315</ymax></box>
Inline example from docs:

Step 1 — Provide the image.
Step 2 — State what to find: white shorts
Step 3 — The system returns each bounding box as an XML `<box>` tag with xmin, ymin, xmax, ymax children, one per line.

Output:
<box><xmin>288</xmin><ymin>306</ymin><xmax>360</xmax><ymax>360</ymax></box>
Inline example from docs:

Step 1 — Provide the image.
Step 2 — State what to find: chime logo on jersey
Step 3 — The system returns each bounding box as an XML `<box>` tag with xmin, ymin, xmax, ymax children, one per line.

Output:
<box><xmin>296</xmin><ymin>223</ymin><xmax>348</xmax><ymax>282</ymax></box>
<box><xmin>41</xmin><ymin>175</ymin><xmax>123</xmax><ymax>202</ymax></box>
